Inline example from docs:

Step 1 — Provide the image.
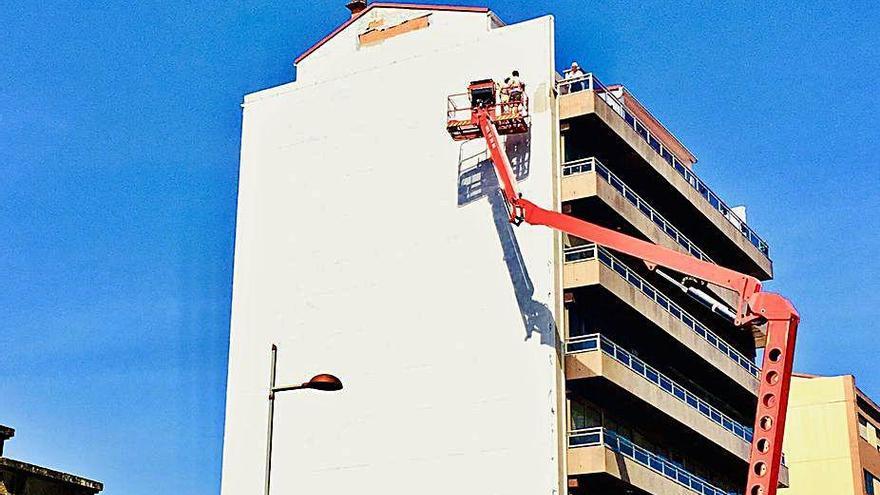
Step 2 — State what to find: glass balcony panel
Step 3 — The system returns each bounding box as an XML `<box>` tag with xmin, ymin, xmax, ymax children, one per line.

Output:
<box><xmin>673</xmin><ymin>386</ymin><xmax>686</xmax><ymax>401</ymax></box>
<box><xmin>681</xmin><ymin>315</ymin><xmax>694</xmax><ymax>328</ymax></box>
<box><xmin>632</xmin><ymin>360</ymin><xmax>645</xmax><ymax>374</ymax></box>
<box><xmin>569</xmin><ymin>430</ymin><xmax>602</xmax><ymax>447</ymax></box>
<box><xmin>653</xmin><ymin>215</ymin><xmax>665</xmax><ymax>228</ymax></box>
<box><xmin>650</xmin><ymin>457</ymin><xmax>664</xmax><ymax>471</ymax></box>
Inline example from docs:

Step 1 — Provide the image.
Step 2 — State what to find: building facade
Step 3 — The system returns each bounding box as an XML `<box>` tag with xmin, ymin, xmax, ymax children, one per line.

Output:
<box><xmin>0</xmin><ymin>425</ymin><xmax>103</xmax><ymax>495</ymax></box>
<box><xmin>781</xmin><ymin>374</ymin><xmax>880</xmax><ymax>495</ymax></box>
<box><xmin>222</xmin><ymin>3</ymin><xmax>782</xmax><ymax>495</ymax></box>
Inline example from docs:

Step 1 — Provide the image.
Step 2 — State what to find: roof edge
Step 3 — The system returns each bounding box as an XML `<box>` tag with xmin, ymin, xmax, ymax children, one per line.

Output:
<box><xmin>856</xmin><ymin>386</ymin><xmax>880</xmax><ymax>418</ymax></box>
<box><xmin>295</xmin><ymin>3</ymin><xmax>491</xmax><ymax>64</ymax></box>
<box><xmin>0</xmin><ymin>458</ymin><xmax>103</xmax><ymax>492</ymax></box>
<box><xmin>607</xmin><ymin>84</ymin><xmax>698</xmax><ymax>165</ymax></box>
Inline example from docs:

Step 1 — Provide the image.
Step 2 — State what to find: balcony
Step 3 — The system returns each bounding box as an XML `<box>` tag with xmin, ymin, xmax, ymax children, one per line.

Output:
<box><xmin>563</xmin><ymin>157</ymin><xmax>713</xmax><ymax>263</ymax></box>
<box><xmin>561</xmin><ymin>156</ymin><xmax>749</xmax><ymax>324</ymax></box>
<box><xmin>564</xmin><ymin>243</ymin><xmax>759</xmax><ymax>389</ymax></box>
<box><xmin>556</xmin><ymin>73</ymin><xmax>772</xmax><ymax>279</ymax></box>
<box><xmin>568</xmin><ymin>427</ymin><xmax>738</xmax><ymax>495</ymax></box>
<box><xmin>566</xmin><ymin>334</ymin><xmax>754</xmax><ymax>458</ymax></box>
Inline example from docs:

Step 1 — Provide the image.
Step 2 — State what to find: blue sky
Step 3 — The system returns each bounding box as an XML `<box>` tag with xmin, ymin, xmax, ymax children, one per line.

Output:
<box><xmin>1</xmin><ymin>1</ymin><xmax>878</xmax><ymax>494</ymax></box>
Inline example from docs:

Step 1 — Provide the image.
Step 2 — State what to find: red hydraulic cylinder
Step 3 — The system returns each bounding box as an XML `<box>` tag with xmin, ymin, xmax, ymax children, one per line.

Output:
<box><xmin>477</xmin><ymin>109</ymin><xmax>520</xmax><ymax>207</ymax></box>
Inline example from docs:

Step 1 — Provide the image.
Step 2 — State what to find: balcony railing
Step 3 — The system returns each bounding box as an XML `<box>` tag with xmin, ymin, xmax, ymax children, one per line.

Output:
<box><xmin>562</xmin><ymin>157</ymin><xmax>713</xmax><ymax>263</ymax></box>
<box><xmin>567</xmin><ymin>334</ymin><xmax>753</xmax><ymax>443</ymax></box>
<box><xmin>569</xmin><ymin>427</ymin><xmax>738</xmax><ymax>495</ymax></box>
<box><xmin>563</xmin><ymin>243</ymin><xmax>760</xmax><ymax>377</ymax></box>
<box><xmin>557</xmin><ymin>73</ymin><xmax>770</xmax><ymax>258</ymax></box>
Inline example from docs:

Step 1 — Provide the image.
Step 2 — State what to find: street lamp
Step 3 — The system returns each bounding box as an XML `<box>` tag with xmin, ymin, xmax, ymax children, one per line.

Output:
<box><xmin>264</xmin><ymin>344</ymin><xmax>342</xmax><ymax>495</ymax></box>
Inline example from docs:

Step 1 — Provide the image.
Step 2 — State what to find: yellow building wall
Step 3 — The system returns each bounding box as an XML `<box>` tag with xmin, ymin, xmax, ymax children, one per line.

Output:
<box><xmin>781</xmin><ymin>375</ymin><xmax>861</xmax><ymax>495</ymax></box>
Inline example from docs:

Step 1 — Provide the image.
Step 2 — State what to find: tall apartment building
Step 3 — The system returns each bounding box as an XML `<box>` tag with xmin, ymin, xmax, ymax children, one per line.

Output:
<box><xmin>781</xmin><ymin>374</ymin><xmax>880</xmax><ymax>495</ymax></box>
<box><xmin>221</xmin><ymin>3</ymin><xmax>785</xmax><ymax>494</ymax></box>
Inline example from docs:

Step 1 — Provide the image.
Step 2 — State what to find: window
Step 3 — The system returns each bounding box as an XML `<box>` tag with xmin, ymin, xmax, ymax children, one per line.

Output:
<box><xmin>860</xmin><ymin>415</ymin><xmax>870</xmax><ymax>441</ymax></box>
<box><xmin>865</xmin><ymin>470</ymin><xmax>880</xmax><ymax>495</ymax></box>
<box><xmin>570</xmin><ymin>401</ymin><xmax>601</xmax><ymax>431</ymax></box>
<box><xmin>859</xmin><ymin>414</ymin><xmax>880</xmax><ymax>448</ymax></box>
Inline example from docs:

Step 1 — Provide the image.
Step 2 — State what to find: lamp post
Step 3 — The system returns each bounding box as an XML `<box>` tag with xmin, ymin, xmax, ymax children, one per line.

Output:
<box><xmin>264</xmin><ymin>344</ymin><xmax>343</xmax><ymax>495</ymax></box>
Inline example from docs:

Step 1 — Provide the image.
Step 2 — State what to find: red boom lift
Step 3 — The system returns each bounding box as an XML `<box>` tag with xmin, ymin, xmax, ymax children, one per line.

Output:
<box><xmin>447</xmin><ymin>79</ymin><xmax>799</xmax><ymax>495</ymax></box>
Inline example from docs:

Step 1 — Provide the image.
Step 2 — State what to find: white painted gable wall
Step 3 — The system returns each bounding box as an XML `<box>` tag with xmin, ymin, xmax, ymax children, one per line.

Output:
<box><xmin>223</xmin><ymin>9</ymin><xmax>562</xmax><ymax>495</ymax></box>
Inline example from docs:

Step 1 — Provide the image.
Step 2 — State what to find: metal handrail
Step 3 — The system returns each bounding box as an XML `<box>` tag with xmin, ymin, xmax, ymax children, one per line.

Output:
<box><xmin>567</xmin><ymin>334</ymin><xmax>753</xmax><ymax>443</ymax></box>
<box><xmin>568</xmin><ymin>427</ymin><xmax>737</xmax><ymax>495</ymax></box>
<box><xmin>447</xmin><ymin>92</ymin><xmax>530</xmax><ymax>122</ymax></box>
<box><xmin>562</xmin><ymin>157</ymin><xmax>713</xmax><ymax>263</ymax></box>
<box><xmin>563</xmin><ymin>243</ymin><xmax>760</xmax><ymax>377</ymax></box>
<box><xmin>557</xmin><ymin>73</ymin><xmax>770</xmax><ymax>258</ymax></box>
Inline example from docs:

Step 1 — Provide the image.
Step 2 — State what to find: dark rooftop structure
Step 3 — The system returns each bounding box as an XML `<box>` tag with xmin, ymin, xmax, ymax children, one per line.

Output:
<box><xmin>0</xmin><ymin>424</ymin><xmax>103</xmax><ymax>495</ymax></box>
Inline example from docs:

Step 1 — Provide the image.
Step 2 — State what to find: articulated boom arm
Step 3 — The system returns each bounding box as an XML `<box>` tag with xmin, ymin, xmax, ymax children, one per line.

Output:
<box><xmin>476</xmin><ymin>108</ymin><xmax>799</xmax><ymax>495</ymax></box>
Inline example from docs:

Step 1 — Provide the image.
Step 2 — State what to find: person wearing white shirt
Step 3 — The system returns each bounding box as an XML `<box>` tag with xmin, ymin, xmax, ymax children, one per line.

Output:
<box><xmin>565</xmin><ymin>61</ymin><xmax>585</xmax><ymax>93</ymax></box>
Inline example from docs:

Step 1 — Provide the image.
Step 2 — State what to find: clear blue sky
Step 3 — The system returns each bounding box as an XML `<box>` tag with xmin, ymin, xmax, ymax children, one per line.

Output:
<box><xmin>2</xmin><ymin>1</ymin><xmax>878</xmax><ymax>494</ymax></box>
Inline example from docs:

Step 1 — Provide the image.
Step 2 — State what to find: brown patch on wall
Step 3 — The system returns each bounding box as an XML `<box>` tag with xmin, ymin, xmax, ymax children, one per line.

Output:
<box><xmin>359</xmin><ymin>14</ymin><xmax>431</xmax><ymax>46</ymax></box>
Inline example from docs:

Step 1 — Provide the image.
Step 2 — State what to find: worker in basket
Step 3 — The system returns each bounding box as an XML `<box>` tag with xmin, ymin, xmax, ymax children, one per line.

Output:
<box><xmin>501</xmin><ymin>70</ymin><xmax>525</xmax><ymax>114</ymax></box>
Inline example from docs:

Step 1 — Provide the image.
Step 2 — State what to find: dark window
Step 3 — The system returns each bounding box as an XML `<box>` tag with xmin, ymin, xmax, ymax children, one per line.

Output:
<box><xmin>866</xmin><ymin>470</ymin><xmax>879</xmax><ymax>495</ymax></box>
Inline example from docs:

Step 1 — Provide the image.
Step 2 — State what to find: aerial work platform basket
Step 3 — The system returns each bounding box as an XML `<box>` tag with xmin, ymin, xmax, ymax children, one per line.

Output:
<box><xmin>446</xmin><ymin>79</ymin><xmax>530</xmax><ymax>141</ymax></box>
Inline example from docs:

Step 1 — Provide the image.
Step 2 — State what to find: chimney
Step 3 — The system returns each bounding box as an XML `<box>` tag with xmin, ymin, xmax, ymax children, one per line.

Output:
<box><xmin>346</xmin><ymin>0</ymin><xmax>367</xmax><ymax>17</ymax></box>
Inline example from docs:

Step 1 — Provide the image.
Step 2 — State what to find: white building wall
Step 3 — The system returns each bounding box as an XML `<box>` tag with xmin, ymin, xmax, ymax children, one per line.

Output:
<box><xmin>222</xmin><ymin>9</ymin><xmax>560</xmax><ymax>495</ymax></box>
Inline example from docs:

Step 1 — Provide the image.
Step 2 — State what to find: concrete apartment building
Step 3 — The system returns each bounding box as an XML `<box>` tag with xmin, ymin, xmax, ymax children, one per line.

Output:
<box><xmin>221</xmin><ymin>2</ymin><xmax>783</xmax><ymax>494</ymax></box>
<box><xmin>781</xmin><ymin>374</ymin><xmax>880</xmax><ymax>495</ymax></box>
<box><xmin>0</xmin><ymin>425</ymin><xmax>103</xmax><ymax>495</ymax></box>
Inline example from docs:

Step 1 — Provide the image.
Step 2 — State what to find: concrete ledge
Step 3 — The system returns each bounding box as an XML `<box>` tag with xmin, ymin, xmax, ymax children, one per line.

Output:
<box><xmin>563</xmin><ymin>259</ymin><xmax>759</xmax><ymax>395</ymax></box>
<box><xmin>566</xmin><ymin>351</ymin><xmax>751</xmax><ymax>461</ymax></box>
<box><xmin>560</xmin><ymin>171</ymin><xmax>598</xmax><ymax>202</ymax></box>
<box><xmin>568</xmin><ymin>445</ymin><xmax>709</xmax><ymax>495</ymax></box>
<box><xmin>560</xmin><ymin>90</ymin><xmax>596</xmax><ymax>120</ymax></box>
<box><xmin>0</xmin><ymin>457</ymin><xmax>103</xmax><ymax>493</ymax></box>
